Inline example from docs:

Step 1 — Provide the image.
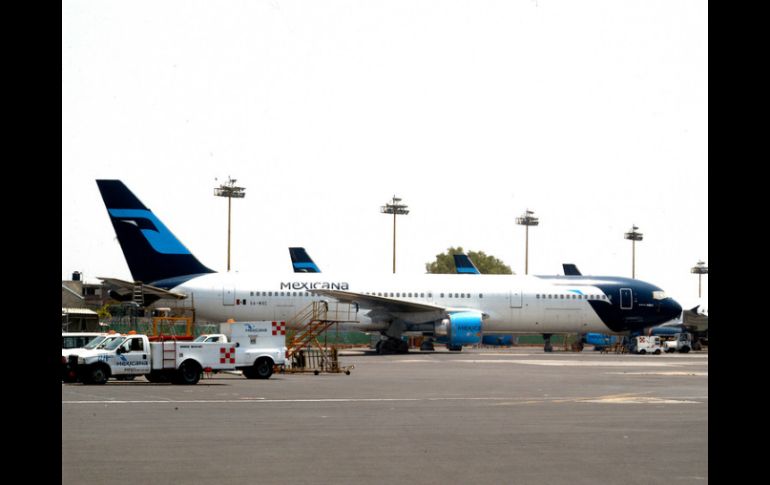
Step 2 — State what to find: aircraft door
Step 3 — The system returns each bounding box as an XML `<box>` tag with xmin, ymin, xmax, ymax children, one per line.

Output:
<box><xmin>620</xmin><ymin>288</ymin><xmax>633</xmax><ymax>310</ymax></box>
<box><xmin>509</xmin><ymin>290</ymin><xmax>522</xmax><ymax>308</ymax></box>
<box><xmin>223</xmin><ymin>287</ymin><xmax>235</xmax><ymax>306</ymax></box>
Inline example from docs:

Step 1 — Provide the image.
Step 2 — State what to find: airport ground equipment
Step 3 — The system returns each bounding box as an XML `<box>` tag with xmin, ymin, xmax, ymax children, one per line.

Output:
<box><xmin>67</xmin><ymin>322</ymin><xmax>286</xmax><ymax>384</ymax></box>
<box><xmin>284</xmin><ymin>301</ymin><xmax>357</xmax><ymax>375</ymax></box>
<box><xmin>629</xmin><ymin>335</ymin><xmax>663</xmax><ymax>355</ymax></box>
<box><xmin>662</xmin><ymin>332</ymin><xmax>692</xmax><ymax>353</ymax></box>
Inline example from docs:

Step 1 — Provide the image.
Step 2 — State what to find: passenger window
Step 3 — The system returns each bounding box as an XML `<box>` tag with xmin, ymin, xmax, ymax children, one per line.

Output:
<box><xmin>440</xmin><ymin>293</ymin><xmax>445</xmax><ymax>298</ymax></box>
<box><xmin>479</xmin><ymin>294</ymin><xmax>483</xmax><ymax>298</ymax></box>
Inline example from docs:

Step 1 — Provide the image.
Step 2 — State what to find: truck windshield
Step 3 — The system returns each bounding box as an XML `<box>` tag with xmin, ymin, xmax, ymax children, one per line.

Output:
<box><xmin>83</xmin><ymin>336</ymin><xmax>108</xmax><ymax>350</ymax></box>
<box><xmin>104</xmin><ymin>337</ymin><xmax>128</xmax><ymax>351</ymax></box>
<box><xmin>96</xmin><ymin>336</ymin><xmax>122</xmax><ymax>349</ymax></box>
<box><xmin>193</xmin><ymin>335</ymin><xmax>208</xmax><ymax>342</ymax></box>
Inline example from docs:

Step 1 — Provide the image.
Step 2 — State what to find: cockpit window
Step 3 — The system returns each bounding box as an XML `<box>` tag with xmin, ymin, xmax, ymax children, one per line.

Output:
<box><xmin>652</xmin><ymin>291</ymin><xmax>666</xmax><ymax>300</ymax></box>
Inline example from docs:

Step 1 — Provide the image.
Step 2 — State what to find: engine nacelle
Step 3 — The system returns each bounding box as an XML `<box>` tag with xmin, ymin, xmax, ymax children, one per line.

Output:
<box><xmin>435</xmin><ymin>311</ymin><xmax>483</xmax><ymax>346</ymax></box>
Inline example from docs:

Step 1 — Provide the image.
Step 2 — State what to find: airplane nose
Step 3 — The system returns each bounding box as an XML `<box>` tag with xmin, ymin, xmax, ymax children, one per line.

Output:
<box><xmin>666</xmin><ymin>298</ymin><xmax>683</xmax><ymax>320</ymax></box>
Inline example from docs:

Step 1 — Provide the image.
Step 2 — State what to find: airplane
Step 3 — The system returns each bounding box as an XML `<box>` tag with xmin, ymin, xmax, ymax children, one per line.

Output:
<box><xmin>95</xmin><ymin>179</ymin><xmax>683</xmax><ymax>355</ymax></box>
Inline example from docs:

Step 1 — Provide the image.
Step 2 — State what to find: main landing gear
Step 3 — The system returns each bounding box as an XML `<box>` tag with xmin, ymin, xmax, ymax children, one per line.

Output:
<box><xmin>375</xmin><ymin>338</ymin><xmax>409</xmax><ymax>355</ymax></box>
<box><xmin>543</xmin><ymin>333</ymin><xmax>553</xmax><ymax>353</ymax></box>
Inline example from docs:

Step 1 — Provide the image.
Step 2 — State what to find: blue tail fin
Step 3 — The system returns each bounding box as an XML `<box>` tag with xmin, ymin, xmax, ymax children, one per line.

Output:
<box><xmin>454</xmin><ymin>254</ymin><xmax>480</xmax><ymax>274</ymax></box>
<box><xmin>562</xmin><ymin>264</ymin><xmax>582</xmax><ymax>276</ymax></box>
<box><xmin>96</xmin><ymin>180</ymin><xmax>214</xmax><ymax>284</ymax></box>
<box><xmin>289</xmin><ymin>247</ymin><xmax>321</xmax><ymax>273</ymax></box>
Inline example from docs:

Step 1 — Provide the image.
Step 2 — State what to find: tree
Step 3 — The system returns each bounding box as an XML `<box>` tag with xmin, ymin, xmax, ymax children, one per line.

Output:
<box><xmin>425</xmin><ymin>247</ymin><xmax>513</xmax><ymax>274</ymax></box>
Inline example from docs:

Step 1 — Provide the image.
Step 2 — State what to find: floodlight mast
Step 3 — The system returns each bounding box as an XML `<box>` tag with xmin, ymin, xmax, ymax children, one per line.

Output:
<box><xmin>214</xmin><ymin>177</ymin><xmax>246</xmax><ymax>272</ymax></box>
<box><xmin>691</xmin><ymin>260</ymin><xmax>708</xmax><ymax>298</ymax></box>
<box><xmin>624</xmin><ymin>225</ymin><xmax>643</xmax><ymax>279</ymax></box>
<box><xmin>380</xmin><ymin>196</ymin><xmax>409</xmax><ymax>274</ymax></box>
<box><xmin>516</xmin><ymin>209</ymin><xmax>539</xmax><ymax>275</ymax></box>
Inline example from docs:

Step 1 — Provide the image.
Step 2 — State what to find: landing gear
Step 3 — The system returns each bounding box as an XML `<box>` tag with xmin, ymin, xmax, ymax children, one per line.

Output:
<box><xmin>543</xmin><ymin>333</ymin><xmax>553</xmax><ymax>353</ymax></box>
<box><xmin>447</xmin><ymin>344</ymin><xmax>463</xmax><ymax>351</ymax></box>
<box><xmin>376</xmin><ymin>338</ymin><xmax>409</xmax><ymax>354</ymax></box>
<box><xmin>420</xmin><ymin>338</ymin><xmax>435</xmax><ymax>351</ymax></box>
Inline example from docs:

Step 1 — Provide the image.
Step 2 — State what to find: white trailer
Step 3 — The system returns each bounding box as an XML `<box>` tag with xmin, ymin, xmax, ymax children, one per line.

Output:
<box><xmin>219</xmin><ymin>321</ymin><xmax>287</xmax><ymax>379</ymax></box>
<box><xmin>630</xmin><ymin>335</ymin><xmax>663</xmax><ymax>355</ymax></box>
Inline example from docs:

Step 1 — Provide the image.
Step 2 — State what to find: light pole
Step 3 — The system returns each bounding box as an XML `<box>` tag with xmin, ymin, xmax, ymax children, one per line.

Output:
<box><xmin>691</xmin><ymin>260</ymin><xmax>708</xmax><ymax>298</ymax></box>
<box><xmin>380</xmin><ymin>195</ymin><xmax>409</xmax><ymax>273</ymax></box>
<box><xmin>214</xmin><ymin>177</ymin><xmax>246</xmax><ymax>272</ymax></box>
<box><xmin>516</xmin><ymin>209</ymin><xmax>539</xmax><ymax>275</ymax></box>
<box><xmin>624</xmin><ymin>225</ymin><xmax>643</xmax><ymax>279</ymax></box>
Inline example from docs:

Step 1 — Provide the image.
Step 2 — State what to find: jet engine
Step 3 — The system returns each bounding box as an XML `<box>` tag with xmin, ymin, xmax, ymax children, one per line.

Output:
<box><xmin>435</xmin><ymin>311</ymin><xmax>483</xmax><ymax>346</ymax></box>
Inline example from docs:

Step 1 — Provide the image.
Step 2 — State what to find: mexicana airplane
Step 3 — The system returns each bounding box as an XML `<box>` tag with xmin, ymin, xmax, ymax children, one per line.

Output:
<box><xmin>96</xmin><ymin>180</ymin><xmax>683</xmax><ymax>354</ymax></box>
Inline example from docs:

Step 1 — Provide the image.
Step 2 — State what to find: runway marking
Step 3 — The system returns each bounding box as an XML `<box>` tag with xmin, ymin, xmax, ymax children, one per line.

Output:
<box><xmin>62</xmin><ymin>397</ymin><xmax>510</xmax><ymax>405</ymax></box>
<box><xmin>62</xmin><ymin>394</ymin><xmax>705</xmax><ymax>405</ymax></box>
<box><xmin>606</xmin><ymin>371</ymin><xmax>708</xmax><ymax>376</ymax></box>
<box><xmin>453</xmin><ymin>359</ymin><xmax>703</xmax><ymax>367</ymax></box>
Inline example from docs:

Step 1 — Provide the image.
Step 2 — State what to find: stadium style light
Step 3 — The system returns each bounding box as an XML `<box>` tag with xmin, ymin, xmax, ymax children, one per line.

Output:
<box><xmin>690</xmin><ymin>260</ymin><xmax>708</xmax><ymax>298</ymax></box>
<box><xmin>214</xmin><ymin>177</ymin><xmax>246</xmax><ymax>272</ymax></box>
<box><xmin>624</xmin><ymin>224</ymin><xmax>643</xmax><ymax>279</ymax></box>
<box><xmin>381</xmin><ymin>195</ymin><xmax>409</xmax><ymax>274</ymax></box>
<box><xmin>516</xmin><ymin>209</ymin><xmax>539</xmax><ymax>275</ymax></box>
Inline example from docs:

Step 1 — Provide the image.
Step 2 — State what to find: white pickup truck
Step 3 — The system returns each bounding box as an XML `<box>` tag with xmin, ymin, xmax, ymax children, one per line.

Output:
<box><xmin>66</xmin><ymin>321</ymin><xmax>286</xmax><ymax>385</ymax></box>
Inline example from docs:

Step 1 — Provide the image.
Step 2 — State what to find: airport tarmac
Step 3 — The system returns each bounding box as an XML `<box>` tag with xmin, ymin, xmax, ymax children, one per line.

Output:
<box><xmin>62</xmin><ymin>348</ymin><xmax>708</xmax><ymax>484</ymax></box>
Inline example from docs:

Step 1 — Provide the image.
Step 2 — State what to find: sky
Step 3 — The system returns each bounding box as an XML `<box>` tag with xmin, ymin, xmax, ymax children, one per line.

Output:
<box><xmin>62</xmin><ymin>0</ymin><xmax>708</xmax><ymax>305</ymax></box>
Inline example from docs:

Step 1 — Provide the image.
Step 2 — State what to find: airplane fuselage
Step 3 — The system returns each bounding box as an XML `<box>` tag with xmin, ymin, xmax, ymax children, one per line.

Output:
<box><xmin>172</xmin><ymin>272</ymin><xmax>680</xmax><ymax>336</ymax></box>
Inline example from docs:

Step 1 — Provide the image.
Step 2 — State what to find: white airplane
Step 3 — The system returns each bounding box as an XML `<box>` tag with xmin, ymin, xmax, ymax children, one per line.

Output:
<box><xmin>96</xmin><ymin>180</ymin><xmax>683</xmax><ymax>354</ymax></box>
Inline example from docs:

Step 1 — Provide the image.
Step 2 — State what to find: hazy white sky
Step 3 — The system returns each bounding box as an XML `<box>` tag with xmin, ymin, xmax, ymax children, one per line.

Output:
<box><xmin>62</xmin><ymin>0</ymin><xmax>708</xmax><ymax>304</ymax></box>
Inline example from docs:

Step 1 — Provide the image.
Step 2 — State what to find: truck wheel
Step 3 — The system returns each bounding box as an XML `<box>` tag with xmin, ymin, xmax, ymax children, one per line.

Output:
<box><xmin>638</xmin><ymin>349</ymin><xmax>646</xmax><ymax>355</ymax></box>
<box><xmin>255</xmin><ymin>358</ymin><xmax>274</xmax><ymax>379</ymax></box>
<box><xmin>116</xmin><ymin>375</ymin><xmax>136</xmax><ymax>381</ymax></box>
<box><xmin>654</xmin><ymin>349</ymin><xmax>661</xmax><ymax>355</ymax></box>
<box><xmin>242</xmin><ymin>367</ymin><xmax>257</xmax><ymax>379</ymax></box>
<box><xmin>680</xmin><ymin>346</ymin><xmax>691</xmax><ymax>354</ymax></box>
<box><xmin>89</xmin><ymin>365</ymin><xmax>109</xmax><ymax>385</ymax></box>
<box><xmin>176</xmin><ymin>361</ymin><xmax>202</xmax><ymax>385</ymax></box>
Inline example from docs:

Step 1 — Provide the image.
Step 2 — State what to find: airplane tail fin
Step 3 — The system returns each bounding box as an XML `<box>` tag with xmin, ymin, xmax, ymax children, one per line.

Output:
<box><xmin>562</xmin><ymin>264</ymin><xmax>582</xmax><ymax>276</ymax></box>
<box><xmin>454</xmin><ymin>254</ymin><xmax>481</xmax><ymax>274</ymax></box>
<box><xmin>289</xmin><ymin>247</ymin><xmax>321</xmax><ymax>273</ymax></box>
<box><xmin>96</xmin><ymin>180</ymin><xmax>214</xmax><ymax>284</ymax></box>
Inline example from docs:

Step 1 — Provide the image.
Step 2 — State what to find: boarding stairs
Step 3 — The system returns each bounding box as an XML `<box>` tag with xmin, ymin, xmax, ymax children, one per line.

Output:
<box><xmin>285</xmin><ymin>301</ymin><xmax>359</xmax><ymax>358</ymax></box>
<box><xmin>284</xmin><ymin>301</ymin><xmax>359</xmax><ymax>374</ymax></box>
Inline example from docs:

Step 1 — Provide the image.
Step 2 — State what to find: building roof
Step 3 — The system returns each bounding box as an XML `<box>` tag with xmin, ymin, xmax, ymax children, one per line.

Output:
<box><xmin>61</xmin><ymin>307</ymin><xmax>98</xmax><ymax>316</ymax></box>
<box><xmin>61</xmin><ymin>284</ymin><xmax>84</xmax><ymax>300</ymax></box>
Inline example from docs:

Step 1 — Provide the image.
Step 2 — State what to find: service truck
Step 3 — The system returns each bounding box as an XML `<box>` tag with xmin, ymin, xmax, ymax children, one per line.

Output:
<box><xmin>67</xmin><ymin>321</ymin><xmax>286</xmax><ymax>385</ymax></box>
<box><xmin>629</xmin><ymin>335</ymin><xmax>663</xmax><ymax>354</ymax></box>
<box><xmin>663</xmin><ymin>332</ymin><xmax>692</xmax><ymax>353</ymax></box>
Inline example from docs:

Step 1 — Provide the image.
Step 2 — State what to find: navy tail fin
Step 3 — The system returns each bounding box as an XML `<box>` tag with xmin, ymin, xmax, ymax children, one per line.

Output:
<box><xmin>454</xmin><ymin>254</ymin><xmax>480</xmax><ymax>274</ymax></box>
<box><xmin>96</xmin><ymin>180</ymin><xmax>214</xmax><ymax>284</ymax></box>
<box><xmin>562</xmin><ymin>264</ymin><xmax>582</xmax><ymax>276</ymax></box>
<box><xmin>289</xmin><ymin>247</ymin><xmax>321</xmax><ymax>273</ymax></box>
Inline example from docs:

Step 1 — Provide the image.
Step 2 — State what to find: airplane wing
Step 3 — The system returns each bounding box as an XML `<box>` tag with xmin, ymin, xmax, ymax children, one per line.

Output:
<box><xmin>310</xmin><ymin>289</ymin><xmax>443</xmax><ymax>312</ymax></box>
<box><xmin>98</xmin><ymin>277</ymin><xmax>188</xmax><ymax>300</ymax></box>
